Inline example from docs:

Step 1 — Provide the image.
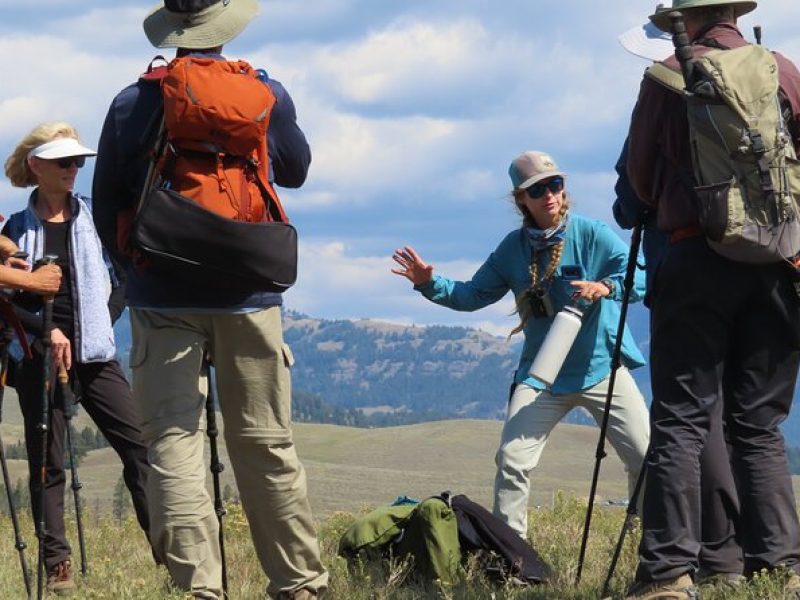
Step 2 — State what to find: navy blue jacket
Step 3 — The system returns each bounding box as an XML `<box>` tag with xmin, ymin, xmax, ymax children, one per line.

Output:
<box><xmin>92</xmin><ymin>54</ymin><xmax>311</xmax><ymax>310</ymax></box>
<box><xmin>612</xmin><ymin>138</ymin><xmax>668</xmax><ymax>299</ymax></box>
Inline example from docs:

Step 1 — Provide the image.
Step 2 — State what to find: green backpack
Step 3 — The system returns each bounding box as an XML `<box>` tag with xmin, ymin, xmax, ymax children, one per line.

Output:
<box><xmin>338</xmin><ymin>496</ymin><xmax>463</xmax><ymax>583</ymax></box>
<box><xmin>647</xmin><ymin>44</ymin><xmax>800</xmax><ymax>264</ymax></box>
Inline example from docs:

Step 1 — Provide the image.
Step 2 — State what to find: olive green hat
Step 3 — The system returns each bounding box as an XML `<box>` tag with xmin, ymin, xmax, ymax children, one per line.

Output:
<box><xmin>143</xmin><ymin>0</ymin><xmax>259</xmax><ymax>50</ymax></box>
<box><xmin>649</xmin><ymin>0</ymin><xmax>757</xmax><ymax>32</ymax></box>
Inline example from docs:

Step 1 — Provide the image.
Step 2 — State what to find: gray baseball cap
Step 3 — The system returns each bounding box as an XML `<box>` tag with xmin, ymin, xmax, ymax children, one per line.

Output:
<box><xmin>508</xmin><ymin>151</ymin><xmax>565</xmax><ymax>190</ymax></box>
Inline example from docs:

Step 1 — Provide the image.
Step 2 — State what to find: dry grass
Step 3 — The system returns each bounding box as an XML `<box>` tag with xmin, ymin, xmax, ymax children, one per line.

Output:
<box><xmin>0</xmin><ymin>414</ymin><xmax>798</xmax><ymax>597</ymax></box>
<box><xmin>0</xmin><ymin>496</ymin><xmax>797</xmax><ymax>599</ymax></box>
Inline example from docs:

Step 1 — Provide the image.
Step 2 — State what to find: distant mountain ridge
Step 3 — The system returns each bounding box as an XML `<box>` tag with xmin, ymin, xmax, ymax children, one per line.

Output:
<box><xmin>113</xmin><ymin>306</ymin><xmax>800</xmax><ymax>447</ymax></box>
<box><xmin>283</xmin><ymin>310</ymin><xmax>522</xmax><ymax>419</ymax></box>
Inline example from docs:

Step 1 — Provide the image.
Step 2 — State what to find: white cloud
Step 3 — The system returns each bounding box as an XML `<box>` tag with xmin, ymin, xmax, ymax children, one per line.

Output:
<box><xmin>2</xmin><ymin>0</ymin><xmax>800</xmax><ymax>331</ymax></box>
<box><xmin>286</xmin><ymin>238</ymin><xmax>517</xmax><ymax>333</ymax></box>
<box><xmin>48</xmin><ymin>7</ymin><xmax>150</xmax><ymax>52</ymax></box>
<box><xmin>0</xmin><ymin>34</ymin><xmax>144</xmax><ymax>148</ymax></box>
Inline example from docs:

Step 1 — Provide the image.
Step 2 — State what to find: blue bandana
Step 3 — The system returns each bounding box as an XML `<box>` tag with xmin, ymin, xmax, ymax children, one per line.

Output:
<box><xmin>526</xmin><ymin>213</ymin><xmax>568</xmax><ymax>252</ymax></box>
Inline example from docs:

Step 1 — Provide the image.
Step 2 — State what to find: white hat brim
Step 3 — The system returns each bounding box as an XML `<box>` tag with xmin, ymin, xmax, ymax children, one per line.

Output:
<box><xmin>618</xmin><ymin>22</ymin><xmax>674</xmax><ymax>62</ymax></box>
<box><xmin>29</xmin><ymin>138</ymin><xmax>97</xmax><ymax>160</ymax></box>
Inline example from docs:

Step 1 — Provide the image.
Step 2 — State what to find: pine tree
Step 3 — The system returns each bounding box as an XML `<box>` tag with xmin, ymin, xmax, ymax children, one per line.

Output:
<box><xmin>112</xmin><ymin>475</ymin><xmax>130</xmax><ymax>524</ymax></box>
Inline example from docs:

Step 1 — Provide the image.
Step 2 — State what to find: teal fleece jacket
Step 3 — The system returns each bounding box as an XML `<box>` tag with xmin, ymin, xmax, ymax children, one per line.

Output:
<box><xmin>415</xmin><ymin>213</ymin><xmax>646</xmax><ymax>395</ymax></box>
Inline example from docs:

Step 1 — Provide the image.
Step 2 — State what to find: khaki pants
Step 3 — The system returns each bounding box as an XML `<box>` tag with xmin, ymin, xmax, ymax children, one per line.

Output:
<box><xmin>493</xmin><ymin>367</ymin><xmax>650</xmax><ymax>538</ymax></box>
<box><xmin>130</xmin><ymin>307</ymin><xmax>328</xmax><ymax>599</ymax></box>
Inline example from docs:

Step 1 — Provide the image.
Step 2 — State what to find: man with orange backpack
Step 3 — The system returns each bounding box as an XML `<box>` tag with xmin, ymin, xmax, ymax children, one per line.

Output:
<box><xmin>92</xmin><ymin>1</ymin><xmax>328</xmax><ymax>598</ymax></box>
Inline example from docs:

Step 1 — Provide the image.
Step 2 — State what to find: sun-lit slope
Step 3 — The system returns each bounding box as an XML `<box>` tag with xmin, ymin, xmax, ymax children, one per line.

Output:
<box><xmin>2</xmin><ymin>412</ymin><xmax>630</xmax><ymax>518</ymax></box>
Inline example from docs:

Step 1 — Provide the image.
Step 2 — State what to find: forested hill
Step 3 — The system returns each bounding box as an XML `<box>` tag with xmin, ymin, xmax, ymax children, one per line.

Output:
<box><xmin>283</xmin><ymin>310</ymin><xmax>521</xmax><ymax>421</ymax></box>
<box><xmin>113</xmin><ymin>307</ymin><xmax>800</xmax><ymax>448</ymax></box>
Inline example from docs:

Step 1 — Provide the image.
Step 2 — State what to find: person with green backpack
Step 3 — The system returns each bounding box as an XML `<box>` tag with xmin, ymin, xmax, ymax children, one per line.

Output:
<box><xmin>623</xmin><ymin>1</ymin><xmax>800</xmax><ymax>598</ymax></box>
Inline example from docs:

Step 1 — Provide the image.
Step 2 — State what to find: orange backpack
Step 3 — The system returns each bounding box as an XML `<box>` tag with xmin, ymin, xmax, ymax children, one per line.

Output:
<box><xmin>158</xmin><ymin>55</ymin><xmax>287</xmax><ymax>223</ymax></box>
<box><xmin>128</xmin><ymin>56</ymin><xmax>298</xmax><ymax>292</ymax></box>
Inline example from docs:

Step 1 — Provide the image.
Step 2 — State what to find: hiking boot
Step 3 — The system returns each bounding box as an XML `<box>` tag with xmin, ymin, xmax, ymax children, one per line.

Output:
<box><xmin>276</xmin><ymin>588</ymin><xmax>320</xmax><ymax>600</ymax></box>
<box><xmin>46</xmin><ymin>559</ymin><xmax>75</xmax><ymax>594</ymax></box>
<box><xmin>694</xmin><ymin>567</ymin><xmax>747</xmax><ymax>590</ymax></box>
<box><xmin>784</xmin><ymin>570</ymin><xmax>800</xmax><ymax>597</ymax></box>
<box><xmin>625</xmin><ymin>574</ymin><xmax>698</xmax><ymax>600</ymax></box>
<box><xmin>695</xmin><ymin>569</ymin><xmax>744</xmax><ymax>590</ymax></box>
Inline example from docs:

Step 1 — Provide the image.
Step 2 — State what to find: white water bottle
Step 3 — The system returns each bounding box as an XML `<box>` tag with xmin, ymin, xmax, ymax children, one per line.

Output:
<box><xmin>529</xmin><ymin>305</ymin><xmax>584</xmax><ymax>387</ymax></box>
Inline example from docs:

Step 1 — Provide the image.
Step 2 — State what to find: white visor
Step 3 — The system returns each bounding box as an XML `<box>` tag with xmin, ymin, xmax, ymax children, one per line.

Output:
<box><xmin>27</xmin><ymin>137</ymin><xmax>97</xmax><ymax>161</ymax></box>
<box><xmin>618</xmin><ymin>22</ymin><xmax>674</xmax><ymax>62</ymax></box>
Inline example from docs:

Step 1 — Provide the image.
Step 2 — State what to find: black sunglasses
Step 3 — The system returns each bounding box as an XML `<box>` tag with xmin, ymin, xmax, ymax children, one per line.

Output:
<box><xmin>53</xmin><ymin>156</ymin><xmax>86</xmax><ymax>169</ymax></box>
<box><xmin>525</xmin><ymin>176</ymin><xmax>564</xmax><ymax>199</ymax></box>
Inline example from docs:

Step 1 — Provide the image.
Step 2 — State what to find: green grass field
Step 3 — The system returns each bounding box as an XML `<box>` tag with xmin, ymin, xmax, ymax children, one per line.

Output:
<box><xmin>0</xmin><ymin>390</ymin><xmax>633</xmax><ymax>517</ymax></box>
<box><xmin>0</xmin><ymin>397</ymin><xmax>798</xmax><ymax>598</ymax></box>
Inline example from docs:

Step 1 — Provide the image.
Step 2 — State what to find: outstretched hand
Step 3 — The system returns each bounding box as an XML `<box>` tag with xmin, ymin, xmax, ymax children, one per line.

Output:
<box><xmin>391</xmin><ymin>246</ymin><xmax>434</xmax><ymax>286</ymax></box>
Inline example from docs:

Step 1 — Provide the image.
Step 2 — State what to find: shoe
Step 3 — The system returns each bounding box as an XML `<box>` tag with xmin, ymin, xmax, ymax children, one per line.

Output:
<box><xmin>276</xmin><ymin>589</ymin><xmax>320</xmax><ymax>600</ymax></box>
<box><xmin>46</xmin><ymin>559</ymin><xmax>75</xmax><ymax>594</ymax></box>
<box><xmin>625</xmin><ymin>574</ymin><xmax>698</xmax><ymax>600</ymax></box>
<box><xmin>695</xmin><ymin>569</ymin><xmax>744</xmax><ymax>589</ymax></box>
<box><xmin>785</xmin><ymin>570</ymin><xmax>800</xmax><ymax>596</ymax></box>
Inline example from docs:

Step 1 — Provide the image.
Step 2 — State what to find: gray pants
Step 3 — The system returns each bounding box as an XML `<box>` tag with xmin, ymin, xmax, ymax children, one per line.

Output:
<box><xmin>493</xmin><ymin>367</ymin><xmax>650</xmax><ymax>537</ymax></box>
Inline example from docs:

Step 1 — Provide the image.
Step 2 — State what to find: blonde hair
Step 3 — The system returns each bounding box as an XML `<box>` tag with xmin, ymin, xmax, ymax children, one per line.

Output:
<box><xmin>4</xmin><ymin>122</ymin><xmax>81</xmax><ymax>188</ymax></box>
<box><xmin>509</xmin><ymin>189</ymin><xmax>570</xmax><ymax>337</ymax></box>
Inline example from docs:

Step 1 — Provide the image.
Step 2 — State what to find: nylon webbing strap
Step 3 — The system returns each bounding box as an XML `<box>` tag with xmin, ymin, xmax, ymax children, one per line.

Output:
<box><xmin>750</xmin><ymin>131</ymin><xmax>779</xmax><ymax>221</ymax></box>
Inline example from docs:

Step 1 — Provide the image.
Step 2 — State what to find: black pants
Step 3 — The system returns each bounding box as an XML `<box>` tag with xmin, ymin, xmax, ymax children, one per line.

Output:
<box><xmin>18</xmin><ymin>356</ymin><xmax>151</xmax><ymax>571</ymax></box>
<box><xmin>637</xmin><ymin>237</ymin><xmax>800</xmax><ymax>581</ymax></box>
<box><xmin>698</xmin><ymin>398</ymin><xmax>742</xmax><ymax>575</ymax></box>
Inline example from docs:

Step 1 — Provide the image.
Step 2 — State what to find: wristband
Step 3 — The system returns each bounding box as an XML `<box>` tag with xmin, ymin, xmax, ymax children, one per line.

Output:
<box><xmin>600</xmin><ymin>278</ymin><xmax>615</xmax><ymax>297</ymax></box>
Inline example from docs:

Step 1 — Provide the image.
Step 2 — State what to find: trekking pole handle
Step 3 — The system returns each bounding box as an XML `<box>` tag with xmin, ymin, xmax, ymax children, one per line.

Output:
<box><xmin>57</xmin><ymin>364</ymin><xmax>68</xmax><ymax>385</ymax></box>
<box><xmin>668</xmin><ymin>12</ymin><xmax>695</xmax><ymax>90</ymax></box>
<box><xmin>35</xmin><ymin>254</ymin><xmax>58</xmax><ymax>269</ymax></box>
<box><xmin>754</xmin><ymin>25</ymin><xmax>762</xmax><ymax>45</ymax></box>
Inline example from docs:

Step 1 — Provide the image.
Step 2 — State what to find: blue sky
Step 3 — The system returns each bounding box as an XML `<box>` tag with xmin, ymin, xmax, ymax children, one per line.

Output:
<box><xmin>1</xmin><ymin>0</ymin><xmax>798</xmax><ymax>337</ymax></box>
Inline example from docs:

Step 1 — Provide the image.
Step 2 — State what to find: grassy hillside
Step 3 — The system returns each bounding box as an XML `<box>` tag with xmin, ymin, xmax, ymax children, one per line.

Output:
<box><xmin>0</xmin><ymin>393</ymin><xmax>631</xmax><ymax>517</ymax></box>
<box><xmin>0</xmin><ymin>410</ymin><xmax>798</xmax><ymax>598</ymax></box>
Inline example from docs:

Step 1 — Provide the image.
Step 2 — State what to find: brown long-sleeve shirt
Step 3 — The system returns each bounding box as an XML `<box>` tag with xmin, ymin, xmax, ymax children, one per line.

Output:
<box><xmin>626</xmin><ymin>23</ymin><xmax>800</xmax><ymax>233</ymax></box>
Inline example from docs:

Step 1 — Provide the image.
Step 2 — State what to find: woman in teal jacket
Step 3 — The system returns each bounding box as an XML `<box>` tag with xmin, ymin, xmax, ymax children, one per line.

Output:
<box><xmin>392</xmin><ymin>151</ymin><xmax>650</xmax><ymax>539</ymax></box>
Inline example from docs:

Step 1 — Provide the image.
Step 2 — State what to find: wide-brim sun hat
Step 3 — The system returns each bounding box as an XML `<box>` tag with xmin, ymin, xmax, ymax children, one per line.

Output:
<box><xmin>618</xmin><ymin>21</ymin><xmax>673</xmax><ymax>62</ymax></box>
<box><xmin>509</xmin><ymin>151</ymin><xmax>566</xmax><ymax>191</ymax></box>
<box><xmin>143</xmin><ymin>0</ymin><xmax>259</xmax><ymax>50</ymax></box>
<box><xmin>649</xmin><ymin>0</ymin><xmax>757</xmax><ymax>32</ymax></box>
<box><xmin>27</xmin><ymin>138</ymin><xmax>97</xmax><ymax>160</ymax></box>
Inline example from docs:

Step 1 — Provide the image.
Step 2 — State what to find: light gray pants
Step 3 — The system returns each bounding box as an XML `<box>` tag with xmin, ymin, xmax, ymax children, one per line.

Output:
<box><xmin>493</xmin><ymin>367</ymin><xmax>650</xmax><ymax>538</ymax></box>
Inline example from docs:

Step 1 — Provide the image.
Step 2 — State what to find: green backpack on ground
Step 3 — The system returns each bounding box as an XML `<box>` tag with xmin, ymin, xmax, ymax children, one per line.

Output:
<box><xmin>338</xmin><ymin>496</ymin><xmax>462</xmax><ymax>583</ymax></box>
<box><xmin>647</xmin><ymin>44</ymin><xmax>800</xmax><ymax>264</ymax></box>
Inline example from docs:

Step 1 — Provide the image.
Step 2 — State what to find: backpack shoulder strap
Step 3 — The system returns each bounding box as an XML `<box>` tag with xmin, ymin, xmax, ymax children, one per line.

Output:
<box><xmin>139</xmin><ymin>55</ymin><xmax>169</xmax><ymax>83</ymax></box>
<box><xmin>645</xmin><ymin>62</ymin><xmax>685</xmax><ymax>94</ymax></box>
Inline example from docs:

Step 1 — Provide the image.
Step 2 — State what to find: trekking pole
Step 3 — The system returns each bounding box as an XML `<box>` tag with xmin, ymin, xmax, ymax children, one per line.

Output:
<box><xmin>574</xmin><ymin>223</ymin><xmax>644</xmax><ymax>585</ymax></box>
<box><xmin>669</xmin><ymin>12</ymin><xmax>717</xmax><ymax>101</ymax></box>
<box><xmin>35</xmin><ymin>255</ymin><xmax>57</xmax><ymax>600</ymax></box>
<box><xmin>204</xmin><ymin>354</ymin><xmax>228</xmax><ymax>598</ymax></box>
<box><xmin>0</xmin><ymin>326</ymin><xmax>32</xmax><ymax>598</ymax></box>
<box><xmin>754</xmin><ymin>25</ymin><xmax>762</xmax><ymax>45</ymax></box>
<box><xmin>602</xmin><ymin>456</ymin><xmax>648</xmax><ymax>598</ymax></box>
<box><xmin>58</xmin><ymin>365</ymin><xmax>87</xmax><ymax>576</ymax></box>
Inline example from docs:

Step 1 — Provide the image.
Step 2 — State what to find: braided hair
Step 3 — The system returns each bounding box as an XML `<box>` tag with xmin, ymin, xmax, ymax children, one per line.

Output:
<box><xmin>509</xmin><ymin>192</ymin><xmax>570</xmax><ymax>337</ymax></box>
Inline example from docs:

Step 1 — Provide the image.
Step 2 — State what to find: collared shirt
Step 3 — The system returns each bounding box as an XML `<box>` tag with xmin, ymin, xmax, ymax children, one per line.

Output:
<box><xmin>415</xmin><ymin>213</ymin><xmax>646</xmax><ymax>395</ymax></box>
<box><xmin>626</xmin><ymin>23</ymin><xmax>800</xmax><ymax>233</ymax></box>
